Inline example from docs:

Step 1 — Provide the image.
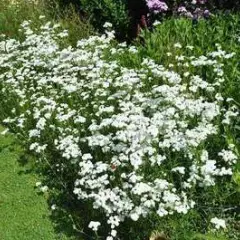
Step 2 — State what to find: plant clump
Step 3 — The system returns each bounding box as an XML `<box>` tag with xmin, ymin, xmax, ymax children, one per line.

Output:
<box><xmin>0</xmin><ymin>20</ymin><xmax>239</xmax><ymax>239</ymax></box>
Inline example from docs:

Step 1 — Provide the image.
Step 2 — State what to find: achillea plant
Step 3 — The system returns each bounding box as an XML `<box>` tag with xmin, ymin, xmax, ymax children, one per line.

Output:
<box><xmin>0</xmin><ymin>20</ymin><xmax>238</xmax><ymax>239</ymax></box>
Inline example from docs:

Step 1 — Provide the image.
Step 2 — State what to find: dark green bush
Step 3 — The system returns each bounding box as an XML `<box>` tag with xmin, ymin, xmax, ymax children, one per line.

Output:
<box><xmin>79</xmin><ymin>0</ymin><xmax>129</xmax><ymax>39</ymax></box>
<box><xmin>208</xmin><ymin>0</ymin><xmax>240</xmax><ymax>10</ymax></box>
<box><xmin>52</xmin><ymin>0</ymin><xmax>240</xmax><ymax>41</ymax></box>
<box><xmin>53</xmin><ymin>0</ymin><xmax>129</xmax><ymax>40</ymax></box>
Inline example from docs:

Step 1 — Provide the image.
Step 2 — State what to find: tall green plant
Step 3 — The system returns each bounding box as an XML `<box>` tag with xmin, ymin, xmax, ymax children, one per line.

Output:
<box><xmin>0</xmin><ymin>0</ymin><xmax>94</xmax><ymax>45</ymax></box>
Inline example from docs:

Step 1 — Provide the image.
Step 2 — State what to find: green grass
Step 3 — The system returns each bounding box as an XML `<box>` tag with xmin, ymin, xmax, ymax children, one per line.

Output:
<box><xmin>0</xmin><ymin>126</ymin><xmax>71</xmax><ymax>240</ymax></box>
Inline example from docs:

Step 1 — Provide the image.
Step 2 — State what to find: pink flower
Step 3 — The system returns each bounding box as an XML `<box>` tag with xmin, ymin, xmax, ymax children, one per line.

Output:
<box><xmin>147</xmin><ymin>0</ymin><xmax>168</xmax><ymax>13</ymax></box>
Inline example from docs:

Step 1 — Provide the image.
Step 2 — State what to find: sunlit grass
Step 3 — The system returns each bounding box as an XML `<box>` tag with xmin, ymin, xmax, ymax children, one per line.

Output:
<box><xmin>0</xmin><ymin>126</ymin><xmax>72</xmax><ymax>239</ymax></box>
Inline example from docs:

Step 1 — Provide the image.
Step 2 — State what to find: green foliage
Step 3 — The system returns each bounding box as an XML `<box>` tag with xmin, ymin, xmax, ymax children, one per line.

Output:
<box><xmin>79</xmin><ymin>0</ymin><xmax>129</xmax><ymax>39</ymax></box>
<box><xmin>0</xmin><ymin>0</ymin><xmax>94</xmax><ymax>45</ymax></box>
<box><xmin>140</xmin><ymin>14</ymin><xmax>240</xmax><ymax>101</ymax></box>
<box><xmin>207</xmin><ymin>0</ymin><xmax>240</xmax><ymax>10</ymax></box>
<box><xmin>128</xmin><ymin>14</ymin><xmax>240</xmax><ymax>240</ymax></box>
<box><xmin>233</xmin><ymin>171</ymin><xmax>240</xmax><ymax>192</ymax></box>
<box><xmin>193</xmin><ymin>232</ymin><xmax>227</xmax><ymax>240</ymax></box>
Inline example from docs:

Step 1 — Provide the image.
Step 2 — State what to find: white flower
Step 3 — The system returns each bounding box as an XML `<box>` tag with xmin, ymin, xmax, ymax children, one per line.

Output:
<box><xmin>172</xmin><ymin>167</ymin><xmax>185</xmax><ymax>175</ymax></box>
<box><xmin>157</xmin><ymin>208</ymin><xmax>168</xmax><ymax>217</ymax></box>
<box><xmin>210</xmin><ymin>217</ymin><xmax>226</xmax><ymax>229</ymax></box>
<box><xmin>130</xmin><ymin>213</ymin><xmax>139</xmax><ymax>221</ymax></box>
<box><xmin>29</xmin><ymin>129</ymin><xmax>41</xmax><ymax>138</ymax></box>
<box><xmin>88</xmin><ymin>221</ymin><xmax>101</xmax><ymax>231</ymax></box>
<box><xmin>103</xmin><ymin>22</ymin><xmax>113</xmax><ymax>28</ymax></box>
<box><xmin>35</xmin><ymin>181</ymin><xmax>42</xmax><ymax>187</ymax></box>
<box><xmin>82</xmin><ymin>153</ymin><xmax>93</xmax><ymax>161</ymax></box>
<box><xmin>218</xmin><ymin>150</ymin><xmax>237</xmax><ymax>164</ymax></box>
<box><xmin>74</xmin><ymin>115</ymin><xmax>86</xmax><ymax>123</ymax></box>
<box><xmin>36</xmin><ymin>117</ymin><xmax>46</xmax><ymax>130</ymax></box>
<box><xmin>106</xmin><ymin>237</ymin><xmax>113</xmax><ymax>240</ymax></box>
<box><xmin>153</xmin><ymin>21</ymin><xmax>161</xmax><ymax>26</ymax></box>
<box><xmin>39</xmin><ymin>15</ymin><xmax>46</xmax><ymax>20</ymax></box>
<box><xmin>111</xmin><ymin>230</ymin><xmax>117</xmax><ymax>237</ymax></box>
<box><xmin>174</xmin><ymin>43</ymin><xmax>182</xmax><ymax>48</ymax></box>
<box><xmin>40</xmin><ymin>186</ymin><xmax>49</xmax><ymax>192</ymax></box>
<box><xmin>51</xmin><ymin>204</ymin><xmax>57</xmax><ymax>210</ymax></box>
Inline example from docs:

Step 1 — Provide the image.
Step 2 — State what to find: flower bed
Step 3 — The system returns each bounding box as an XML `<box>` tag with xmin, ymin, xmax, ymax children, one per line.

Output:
<box><xmin>0</xmin><ymin>21</ymin><xmax>239</xmax><ymax>239</ymax></box>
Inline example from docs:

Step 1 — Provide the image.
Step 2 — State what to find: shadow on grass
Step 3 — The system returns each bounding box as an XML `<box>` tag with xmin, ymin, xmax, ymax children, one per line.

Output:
<box><xmin>14</xmin><ymin>147</ymin><xmax>95</xmax><ymax>240</ymax></box>
<box><xmin>46</xmin><ymin>181</ymin><xmax>98</xmax><ymax>240</ymax></box>
<box><xmin>0</xmin><ymin>135</ymin><xmax>81</xmax><ymax>239</ymax></box>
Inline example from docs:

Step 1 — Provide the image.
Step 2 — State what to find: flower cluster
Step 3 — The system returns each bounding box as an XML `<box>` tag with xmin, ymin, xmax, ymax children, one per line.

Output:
<box><xmin>146</xmin><ymin>0</ymin><xmax>168</xmax><ymax>13</ymax></box>
<box><xmin>146</xmin><ymin>0</ymin><xmax>210</xmax><ymax>19</ymax></box>
<box><xmin>178</xmin><ymin>1</ymin><xmax>210</xmax><ymax>19</ymax></box>
<box><xmin>0</xmin><ymin>21</ymin><xmax>238</xmax><ymax>239</ymax></box>
<box><xmin>210</xmin><ymin>217</ymin><xmax>227</xmax><ymax>230</ymax></box>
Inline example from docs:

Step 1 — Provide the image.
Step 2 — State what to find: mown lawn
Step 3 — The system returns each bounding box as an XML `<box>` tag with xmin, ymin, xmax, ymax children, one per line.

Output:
<box><xmin>0</xmin><ymin>126</ymin><xmax>70</xmax><ymax>240</ymax></box>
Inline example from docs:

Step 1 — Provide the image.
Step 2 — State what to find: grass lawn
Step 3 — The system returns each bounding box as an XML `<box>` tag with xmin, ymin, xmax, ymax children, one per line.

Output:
<box><xmin>0</xmin><ymin>126</ymin><xmax>70</xmax><ymax>240</ymax></box>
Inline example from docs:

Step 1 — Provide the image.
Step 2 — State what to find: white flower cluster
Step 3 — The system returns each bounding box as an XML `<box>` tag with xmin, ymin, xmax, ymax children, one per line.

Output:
<box><xmin>210</xmin><ymin>217</ymin><xmax>226</xmax><ymax>230</ymax></box>
<box><xmin>0</xmin><ymin>21</ymin><xmax>238</xmax><ymax>239</ymax></box>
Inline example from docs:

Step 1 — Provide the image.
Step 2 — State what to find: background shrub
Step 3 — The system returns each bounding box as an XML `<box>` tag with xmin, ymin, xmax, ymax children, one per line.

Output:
<box><xmin>52</xmin><ymin>0</ymin><xmax>129</xmax><ymax>40</ymax></box>
<box><xmin>50</xmin><ymin>0</ymin><xmax>240</xmax><ymax>41</ymax></box>
<box><xmin>207</xmin><ymin>0</ymin><xmax>240</xmax><ymax>10</ymax></box>
<box><xmin>79</xmin><ymin>0</ymin><xmax>128</xmax><ymax>39</ymax></box>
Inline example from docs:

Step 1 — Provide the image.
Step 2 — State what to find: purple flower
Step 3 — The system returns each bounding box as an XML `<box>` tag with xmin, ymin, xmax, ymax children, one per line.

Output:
<box><xmin>178</xmin><ymin>6</ymin><xmax>187</xmax><ymax>13</ymax></box>
<box><xmin>203</xmin><ymin>9</ymin><xmax>210</xmax><ymax>18</ymax></box>
<box><xmin>146</xmin><ymin>0</ymin><xmax>168</xmax><ymax>14</ymax></box>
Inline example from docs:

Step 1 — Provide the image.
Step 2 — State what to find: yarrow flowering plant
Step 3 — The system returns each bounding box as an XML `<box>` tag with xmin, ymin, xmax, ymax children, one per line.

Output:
<box><xmin>0</xmin><ymin>20</ymin><xmax>239</xmax><ymax>239</ymax></box>
<box><xmin>146</xmin><ymin>0</ymin><xmax>210</xmax><ymax>19</ymax></box>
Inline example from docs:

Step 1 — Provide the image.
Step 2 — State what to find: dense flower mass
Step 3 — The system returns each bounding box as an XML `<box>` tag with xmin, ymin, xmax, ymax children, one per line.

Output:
<box><xmin>147</xmin><ymin>0</ymin><xmax>168</xmax><ymax>13</ymax></box>
<box><xmin>0</xmin><ymin>21</ymin><xmax>238</xmax><ymax>239</ymax></box>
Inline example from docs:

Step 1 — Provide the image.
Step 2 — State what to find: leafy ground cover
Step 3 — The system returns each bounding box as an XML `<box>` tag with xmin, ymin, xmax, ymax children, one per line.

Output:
<box><xmin>0</xmin><ymin>126</ymin><xmax>72</xmax><ymax>240</ymax></box>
